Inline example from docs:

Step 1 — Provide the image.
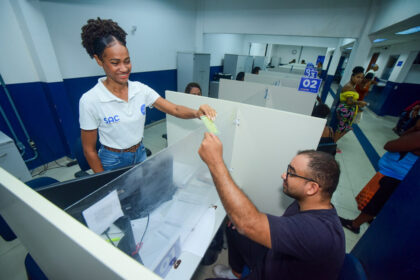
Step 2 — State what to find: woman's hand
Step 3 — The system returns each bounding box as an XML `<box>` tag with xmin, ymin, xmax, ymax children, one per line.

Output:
<box><xmin>357</xmin><ymin>101</ymin><xmax>367</xmax><ymax>107</ymax></box>
<box><xmin>196</xmin><ymin>104</ymin><xmax>217</xmax><ymax>120</ymax></box>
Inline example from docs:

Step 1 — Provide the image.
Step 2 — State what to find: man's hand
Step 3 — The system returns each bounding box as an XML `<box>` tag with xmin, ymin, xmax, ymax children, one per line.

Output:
<box><xmin>196</xmin><ymin>104</ymin><xmax>217</xmax><ymax>120</ymax></box>
<box><xmin>198</xmin><ymin>132</ymin><xmax>224</xmax><ymax>167</ymax></box>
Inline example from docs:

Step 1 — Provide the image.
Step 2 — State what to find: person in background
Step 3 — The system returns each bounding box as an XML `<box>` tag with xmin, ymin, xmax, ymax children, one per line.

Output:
<box><xmin>339</xmin><ymin>122</ymin><xmax>420</xmax><ymax>234</ymax></box>
<box><xmin>236</xmin><ymin>72</ymin><xmax>245</xmax><ymax>81</ymax></box>
<box><xmin>393</xmin><ymin>101</ymin><xmax>420</xmax><ymax>135</ymax></box>
<box><xmin>301</xmin><ymin>59</ymin><xmax>306</xmax><ymax>64</ymax></box>
<box><xmin>185</xmin><ymin>82</ymin><xmax>202</xmax><ymax>96</ymax></box>
<box><xmin>334</xmin><ymin>66</ymin><xmax>367</xmax><ymax>143</ymax></box>
<box><xmin>312</xmin><ymin>104</ymin><xmax>336</xmax><ymax>156</ymax></box>
<box><xmin>252</xmin><ymin>67</ymin><xmax>261</xmax><ymax>75</ymax></box>
<box><xmin>198</xmin><ymin>135</ymin><xmax>345</xmax><ymax>280</ymax></box>
<box><xmin>366</xmin><ymin>64</ymin><xmax>379</xmax><ymax>85</ymax></box>
<box><xmin>289</xmin><ymin>59</ymin><xmax>296</xmax><ymax>64</ymax></box>
<box><xmin>317</xmin><ymin>62</ymin><xmax>323</xmax><ymax>78</ymax></box>
<box><xmin>79</xmin><ymin>18</ymin><xmax>216</xmax><ymax>173</ymax></box>
<box><xmin>355</xmin><ymin>72</ymin><xmax>374</xmax><ymax>101</ymax></box>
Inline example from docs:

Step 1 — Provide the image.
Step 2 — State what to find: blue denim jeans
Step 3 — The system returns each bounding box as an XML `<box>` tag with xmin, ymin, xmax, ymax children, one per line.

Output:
<box><xmin>98</xmin><ymin>143</ymin><xmax>147</xmax><ymax>171</ymax></box>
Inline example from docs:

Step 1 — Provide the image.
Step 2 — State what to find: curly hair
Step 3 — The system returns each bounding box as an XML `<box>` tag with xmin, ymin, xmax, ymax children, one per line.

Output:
<box><xmin>81</xmin><ymin>18</ymin><xmax>127</xmax><ymax>59</ymax></box>
<box><xmin>352</xmin><ymin>66</ymin><xmax>364</xmax><ymax>76</ymax></box>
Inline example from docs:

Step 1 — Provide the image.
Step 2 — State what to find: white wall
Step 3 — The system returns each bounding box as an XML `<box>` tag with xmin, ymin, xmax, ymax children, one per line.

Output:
<box><xmin>300</xmin><ymin>46</ymin><xmax>327</xmax><ymax>65</ymax></box>
<box><xmin>404</xmin><ymin>63</ymin><xmax>420</xmax><ymax>84</ymax></box>
<box><xmin>0</xmin><ymin>0</ymin><xmax>39</xmax><ymax>84</ymax></box>
<box><xmin>249</xmin><ymin>43</ymin><xmax>266</xmax><ymax>56</ymax></box>
<box><xmin>11</xmin><ymin>0</ymin><xmax>63</xmax><ymax>83</ymax></box>
<box><xmin>201</xmin><ymin>0</ymin><xmax>371</xmax><ymax>38</ymax></box>
<box><xmin>270</xmin><ymin>45</ymin><xmax>326</xmax><ymax>65</ymax></box>
<box><xmin>367</xmin><ymin>41</ymin><xmax>420</xmax><ymax>81</ymax></box>
<box><xmin>243</xmin><ymin>34</ymin><xmax>339</xmax><ymax>48</ymax></box>
<box><xmin>271</xmin><ymin>45</ymin><xmax>301</xmax><ymax>65</ymax></box>
<box><xmin>39</xmin><ymin>0</ymin><xmax>197</xmax><ymax>79</ymax></box>
<box><xmin>370</xmin><ymin>0</ymin><xmax>420</xmax><ymax>33</ymax></box>
<box><xmin>203</xmin><ymin>34</ymin><xmax>245</xmax><ymax>66</ymax></box>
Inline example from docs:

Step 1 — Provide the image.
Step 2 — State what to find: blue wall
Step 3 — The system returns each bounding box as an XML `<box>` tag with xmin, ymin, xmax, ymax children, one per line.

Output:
<box><xmin>1</xmin><ymin>69</ymin><xmax>178</xmax><ymax>169</ymax></box>
<box><xmin>352</xmin><ymin>159</ymin><xmax>420</xmax><ymax>279</ymax></box>
<box><xmin>366</xmin><ymin>82</ymin><xmax>420</xmax><ymax>116</ymax></box>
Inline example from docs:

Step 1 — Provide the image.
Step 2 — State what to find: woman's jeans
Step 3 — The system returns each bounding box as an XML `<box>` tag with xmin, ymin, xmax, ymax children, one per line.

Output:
<box><xmin>98</xmin><ymin>143</ymin><xmax>147</xmax><ymax>171</ymax></box>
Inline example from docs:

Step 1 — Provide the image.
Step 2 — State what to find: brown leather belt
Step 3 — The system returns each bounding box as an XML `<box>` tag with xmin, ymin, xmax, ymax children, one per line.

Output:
<box><xmin>103</xmin><ymin>142</ymin><xmax>141</xmax><ymax>153</ymax></box>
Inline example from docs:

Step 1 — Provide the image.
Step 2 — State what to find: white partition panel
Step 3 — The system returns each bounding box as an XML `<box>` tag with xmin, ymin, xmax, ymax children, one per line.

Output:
<box><xmin>267</xmin><ymin>87</ymin><xmax>317</xmax><ymax>115</ymax></box>
<box><xmin>218</xmin><ymin>79</ymin><xmax>316</xmax><ymax>116</ymax></box>
<box><xmin>166</xmin><ymin>91</ymin><xmax>325</xmax><ymax>215</ymax></box>
<box><xmin>218</xmin><ymin>79</ymin><xmax>268</xmax><ymax>103</ymax></box>
<box><xmin>260</xmin><ymin>70</ymin><xmax>302</xmax><ymax>80</ymax></box>
<box><xmin>245</xmin><ymin>73</ymin><xmax>300</xmax><ymax>88</ymax></box>
<box><xmin>0</xmin><ymin>169</ymin><xmax>161</xmax><ymax>280</ymax></box>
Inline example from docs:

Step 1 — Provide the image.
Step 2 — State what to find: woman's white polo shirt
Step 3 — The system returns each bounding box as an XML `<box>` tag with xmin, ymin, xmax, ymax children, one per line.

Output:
<box><xmin>79</xmin><ymin>77</ymin><xmax>160</xmax><ymax>149</ymax></box>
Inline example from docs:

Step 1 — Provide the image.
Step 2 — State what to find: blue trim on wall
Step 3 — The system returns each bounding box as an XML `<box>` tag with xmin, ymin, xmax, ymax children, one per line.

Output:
<box><xmin>352</xmin><ymin>159</ymin><xmax>420</xmax><ymax>279</ymax></box>
<box><xmin>382</xmin><ymin>82</ymin><xmax>420</xmax><ymax>116</ymax></box>
<box><xmin>0</xmin><ymin>82</ymin><xmax>69</xmax><ymax>169</ymax></box>
<box><xmin>1</xmin><ymin>69</ymin><xmax>178</xmax><ymax>169</ymax></box>
<box><xmin>365</xmin><ymin>81</ymin><xmax>420</xmax><ymax>117</ymax></box>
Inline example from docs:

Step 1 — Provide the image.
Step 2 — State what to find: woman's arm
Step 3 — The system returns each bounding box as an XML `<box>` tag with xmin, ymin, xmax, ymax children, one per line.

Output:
<box><xmin>81</xmin><ymin>129</ymin><xmax>104</xmax><ymax>173</ymax></box>
<box><xmin>384</xmin><ymin>130</ymin><xmax>420</xmax><ymax>153</ymax></box>
<box><xmin>153</xmin><ymin>97</ymin><xmax>217</xmax><ymax>120</ymax></box>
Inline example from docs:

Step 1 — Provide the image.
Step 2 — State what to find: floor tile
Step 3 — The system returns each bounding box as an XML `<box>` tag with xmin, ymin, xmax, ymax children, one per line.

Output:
<box><xmin>0</xmin><ymin>241</ymin><xmax>28</xmax><ymax>280</ymax></box>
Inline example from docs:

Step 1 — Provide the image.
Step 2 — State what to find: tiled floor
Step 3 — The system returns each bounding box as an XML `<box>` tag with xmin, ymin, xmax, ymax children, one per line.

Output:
<box><xmin>0</xmin><ymin>95</ymin><xmax>399</xmax><ymax>279</ymax></box>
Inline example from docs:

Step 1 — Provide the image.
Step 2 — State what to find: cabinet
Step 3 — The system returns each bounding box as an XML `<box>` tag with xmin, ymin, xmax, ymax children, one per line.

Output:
<box><xmin>0</xmin><ymin>131</ymin><xmax>32</xmax><ymax>182</ymax></box>
<box><xmin>177</xmin><ymin>52</ymin><xmax>210</xmax><ymax>96</ymax></box>
<box><xmin>223</xmin><ymin>54</ymin><xmax>253</xmax><ymax>80</ymax></box>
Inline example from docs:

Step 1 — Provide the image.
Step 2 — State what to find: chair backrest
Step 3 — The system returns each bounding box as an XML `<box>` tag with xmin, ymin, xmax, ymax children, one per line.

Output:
<box><xmin>338</xmin><ymin>253</ymin><xmax>367</xmax><ymax>280</ymax></box>
<box><xmin>73</xmin><ymin>137</ymin><xmax>100</xmax><ymax>172</ymax></box>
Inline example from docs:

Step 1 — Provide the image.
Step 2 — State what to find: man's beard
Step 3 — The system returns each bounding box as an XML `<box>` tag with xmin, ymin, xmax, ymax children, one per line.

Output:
<box><xmin>283</xmin><ymin>181</ymin><xmax>299</xmax><ymax>200</ymax></box>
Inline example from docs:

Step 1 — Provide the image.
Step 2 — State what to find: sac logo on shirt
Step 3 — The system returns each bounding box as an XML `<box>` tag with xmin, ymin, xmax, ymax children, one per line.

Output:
<box><xmin>141</xmin><ymin>104</ymin><xmax>146</xmax><ymax>115</ymax></box>
<box><xmin>104</xmin><ymin>115</ymin><xmax>120</xmax><ymax>124</ymax></box>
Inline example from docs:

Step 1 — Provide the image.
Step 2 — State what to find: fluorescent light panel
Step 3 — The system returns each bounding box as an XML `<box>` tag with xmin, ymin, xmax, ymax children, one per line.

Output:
<box><xmin>373</xmin><ymin>38</ymin><xmax>387</xmax><ymax>43</ymax></box>
<box><xmin>396</xmin><ymin>26</ymin><xmax>420</xmax><ymax>35</ymax></box>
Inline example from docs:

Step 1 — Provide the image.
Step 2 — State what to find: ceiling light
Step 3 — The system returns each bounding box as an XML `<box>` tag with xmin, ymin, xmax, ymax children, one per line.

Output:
<box><xmin>373</xmin><ymin>38</ymin><xmax>387</xmax><ymax>43</ymax></box>
<box><xmin>346</xmin><ymin>47</ymin><xmax>352</xmax><ymax>50</ymax></box>
<box><xmin>396</xmin><ymin>26</ymin><xmax>420</xmax><ymax>35</ymax></box>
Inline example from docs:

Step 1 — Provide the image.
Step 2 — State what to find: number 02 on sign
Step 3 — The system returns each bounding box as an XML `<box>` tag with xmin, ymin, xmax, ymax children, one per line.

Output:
<box><xmin>298</xmin><ymin>77</ymin><xmax>321</xmax><ymax>94</ymax></box>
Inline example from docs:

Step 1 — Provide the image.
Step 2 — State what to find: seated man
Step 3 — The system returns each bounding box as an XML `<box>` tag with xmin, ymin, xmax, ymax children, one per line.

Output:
<box><xmin>198</xmin><ymin>133</ymin><xmax>345</xmax><ymax>280</ymax></box>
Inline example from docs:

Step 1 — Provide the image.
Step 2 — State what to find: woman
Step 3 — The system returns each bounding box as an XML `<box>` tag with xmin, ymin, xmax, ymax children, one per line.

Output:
<box><xmin>355</xmin><ymin>72</ymin><xmax>374</xmax><ymax>101</ymax></box>
<box><xmin>185</xmin><ymin>82</ymin><xmax>202</xmax><ymax>96</ymax></box>
<box><xmin>334</xmin><ymin>66</ymin><xmax>367</xmax><ymax>142</ymax></box>
<box><xmin>339</xmin><ymin>121</ymin><xmax>420</xmax><ymax>233</ymax></box>
<box><xmin>312</xmin><ymin>104</ymin><xmax>336</xmax><ymax>156</ymax></box>
<box><xmin>79</xmin><ymin>18</ymin><xmax>216</xmax><ymax>173</ymax></box>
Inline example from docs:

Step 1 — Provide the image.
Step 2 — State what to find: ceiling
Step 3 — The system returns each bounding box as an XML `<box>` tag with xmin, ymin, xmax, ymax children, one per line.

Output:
<box><xmin>370</xmin><ymin>14</ymin><xmax>420</xmax><ymax>47</ymax></box>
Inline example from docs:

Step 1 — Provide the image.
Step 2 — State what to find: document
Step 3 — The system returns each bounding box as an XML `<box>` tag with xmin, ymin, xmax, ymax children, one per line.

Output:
<box><xmin>82</xmin><ymin>190</ymin><xmax>124</xmax><ymax>235</ymax></box>
<box><xmin>182</xmin><ymin>207</ymin><xmax>216</xmax><ymax>257</ymax></box>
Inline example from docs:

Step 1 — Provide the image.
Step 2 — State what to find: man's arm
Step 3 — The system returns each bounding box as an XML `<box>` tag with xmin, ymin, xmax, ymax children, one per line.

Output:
<box><xmin>153</xmin><ymin>97</ymin><xmax>216</xmax><ymax>120</ymax></box>
<box><xmin>198</xmin><ymin>133</ymin><xmax>272</xmax><ymax>248</ymax></box>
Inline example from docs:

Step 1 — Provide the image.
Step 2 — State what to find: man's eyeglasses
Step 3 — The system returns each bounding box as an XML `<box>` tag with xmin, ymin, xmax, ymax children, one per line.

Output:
<box><xmin>286</xmin><ymin>164</ymin><xmax>320</xmax><ymax>186</ymax></box>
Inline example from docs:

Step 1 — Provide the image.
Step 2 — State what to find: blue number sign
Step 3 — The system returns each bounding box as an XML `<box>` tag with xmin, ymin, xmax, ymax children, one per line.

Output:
<box><xmin>298</xmin><ymin>77</ymin><xmax>321</xmax><ymax>93</ymax></box>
